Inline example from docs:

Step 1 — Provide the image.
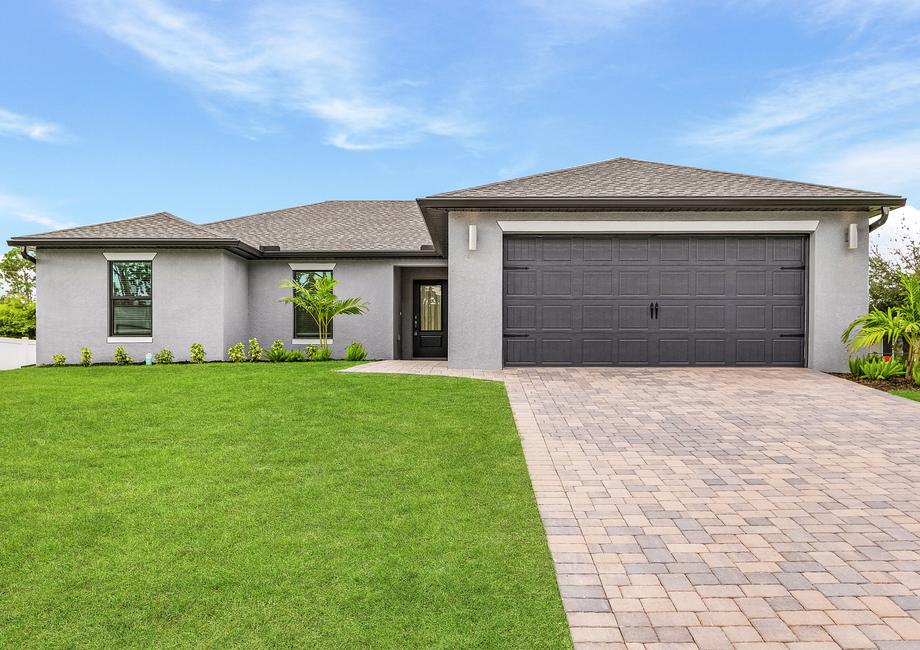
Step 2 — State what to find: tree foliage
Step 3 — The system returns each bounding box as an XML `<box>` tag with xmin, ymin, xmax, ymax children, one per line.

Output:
<box><xmin>280</xmin><ymin>275</ymin><xmax>367</xmax><ymax>355</ymax></box>
<box><xmin>0</xmin><ymin>248</ymin><xmax>35</xmax><ymax>301</ymax></box>
<box><xmin>870</xmin><ymin>225</ymin><xmax>920</xmax><ymax>311</ymax></box>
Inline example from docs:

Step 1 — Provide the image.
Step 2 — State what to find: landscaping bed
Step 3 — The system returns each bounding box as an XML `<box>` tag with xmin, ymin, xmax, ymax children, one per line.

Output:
<box><xmin>0</xmin><ymin>363</ymin><xmax>570</xmax><ymax>648</ymax></box>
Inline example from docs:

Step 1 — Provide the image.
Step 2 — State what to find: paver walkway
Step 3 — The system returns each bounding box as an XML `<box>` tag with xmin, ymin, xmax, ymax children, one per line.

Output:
<box><xmin>346</xmin><ymin>362</ymin><xmax>920</xmax><ymax>649</ymax></box>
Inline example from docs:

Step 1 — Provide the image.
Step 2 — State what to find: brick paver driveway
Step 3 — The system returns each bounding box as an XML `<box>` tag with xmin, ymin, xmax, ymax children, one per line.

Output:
<box><xmin>504</xmin><ymin>368</ymin><xmax>920</xmax><ymax>649</ymax></box>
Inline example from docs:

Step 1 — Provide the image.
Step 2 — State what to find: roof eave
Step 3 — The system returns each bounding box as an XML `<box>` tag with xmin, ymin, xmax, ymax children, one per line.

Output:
<box><xmin>5</xmin><ymin>237</ymin><xmax>263</xmax><ymax>259</ymax></box>
<box><xmin>417</xmin><ymin>195</ymin><xmax>907</xmax><ymax>209</ymax></box>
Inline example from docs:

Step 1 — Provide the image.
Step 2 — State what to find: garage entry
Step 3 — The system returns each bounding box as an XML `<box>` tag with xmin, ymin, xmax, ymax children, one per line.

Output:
<box><xmin>503</xmin><ymin>234</ymin><xmax>807</xmax><ymax>367</ymax></box>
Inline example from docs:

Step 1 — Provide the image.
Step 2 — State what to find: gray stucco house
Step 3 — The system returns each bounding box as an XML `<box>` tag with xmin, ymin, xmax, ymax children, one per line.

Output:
<box><xmin>8</xmin><ymin>158</ymin><xmax>906</xmax><ymax>371</ymax></box>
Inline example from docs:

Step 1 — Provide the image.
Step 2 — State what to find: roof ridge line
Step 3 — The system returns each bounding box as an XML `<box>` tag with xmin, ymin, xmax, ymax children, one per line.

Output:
<box><xmin>204</xmin><ymin>199</ymin><xmax>417</xmax><ymax>226</ymax></box>
<box><xmin>431</xmin><ymin>157</ymin><xmax>631</xmax><ymax>197</ymax></box>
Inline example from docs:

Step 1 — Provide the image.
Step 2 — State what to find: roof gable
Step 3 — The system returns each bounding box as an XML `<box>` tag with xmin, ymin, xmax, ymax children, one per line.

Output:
<box><xmin>433</xmin><ymin>157</ymin><xmax>899</xmax><ymax>200</ymax></box>
<box><xmin>13</xmin><ymin>212</ymin><xmax>227</xmax><ymax>241</ymax></box>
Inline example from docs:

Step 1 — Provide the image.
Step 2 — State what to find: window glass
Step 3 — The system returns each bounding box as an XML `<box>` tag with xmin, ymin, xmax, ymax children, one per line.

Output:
<box><xmin>293</xmin><ymin>270</ymin><xmax>332</xmax><ymax>339</ymax></box>
<box><xmin>420</xmin><ymin>284</ymin><xmax>442</xmax><ymax>331</ymax></box>
<box><xmin>111</xmin><ymin>261</ymin><xmax>152</xmax><ymax>336</ymax></box>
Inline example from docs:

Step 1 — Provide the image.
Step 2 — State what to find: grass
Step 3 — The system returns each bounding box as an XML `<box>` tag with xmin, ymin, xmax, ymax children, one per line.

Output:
<box><xmin>0</xmin><ymin>363</ymin><xmax>570</xmax><ymax>648</ymax></box>
<box><xmin>892</xmin><ymin>389</ymin><xmax>920</xmax><ymax>403</ymax></box>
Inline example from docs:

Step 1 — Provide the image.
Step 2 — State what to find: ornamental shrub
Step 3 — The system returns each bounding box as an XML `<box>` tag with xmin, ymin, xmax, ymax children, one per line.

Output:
<box><xmin>154</xmin><ymin>348</ymin><xmax>174</xmax><ymax>364</ymax></box>
<box><xmin>266</xmin><ymin>339</ymin><xmax>287</xmax><ymax>362</ymax></box>
<box><xmin>51</xmin><ymin>354</ymin><xmax>66</xmax><ymax>367</ymax></box>
<box><xmin>189</xmin><ymin>342</ymin><xmax>206</xmax><ymax>364</ymax></box>
<box><xmin>312</xmin><ymin>345</ymin><xmax>332</xmax><ymax>361</ymax></box>
<box><xmin>80</xmin><ymin>347</ymin><xmax>92</xmax><ymax>367</ymax></box>
<box><xmin>113</xmin><ymin>346</ymin><xmax>133</xmax><ymax>365</ymax></box>
<box><xmin>227</xmin><ymin>342</ymin><xmax>246</xmax><ymax>362</ymax></box>
<box><xmin>344</xmin><ymin>341</ymin><xmax>367</xmax><ymax>361</ymax></box>
<box><xmin>247</xmin><ymin>338</ymin><xmax>264</xmax><ymax>362</ymax></box>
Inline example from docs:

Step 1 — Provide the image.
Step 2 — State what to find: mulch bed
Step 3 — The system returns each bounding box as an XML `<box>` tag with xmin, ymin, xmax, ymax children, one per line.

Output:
<box><xmin>829</xmin><ymin>373</ymin><xmax>917</xmax><ymax>392</ymax></box>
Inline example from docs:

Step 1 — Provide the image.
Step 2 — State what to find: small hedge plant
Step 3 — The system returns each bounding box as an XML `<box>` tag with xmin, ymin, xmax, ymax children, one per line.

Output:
<box><xmin>113</xmin><ymin>346</ymin><xmax>133</xmax><ymax>365</ymax></box>
<box><xmin>247</xmin><ymin>338</ymin><xmax>264</xmax><ymax>362</ymax></box>
<box><xmin>227</xmin><ymin>342</ymin><xmax>246</xmax><ymax>362</ymax></box>
<box><xmin>312</xmin><ymin>345</ymin><xmax>332</xmax><ymax>362</ymax></box>
<box><xmin>80</xmin><ymin>347</ymin><xmax>92</xmax><ymax>367</ymax></box>
<box><xmin>189</xmin><ymin>342</ymin><xmax>206</xmax><ymax>364</ymax></box>
<box><xmin>266</xmin><ymin>339</ymin><xmax>304</xmax><ymax>362</ymax></box>
<box><xmin>344</xmin><ymin>341</ymin><xmax>366</xmax><ymax>361</ymax></box>
<box><xmin>154</xmin><ymin>348</ymin><xmax>174</xmax><ymax>364</ymax></box>
<box><xmin>51</xmin><ymin>354</ymin><xmax>66</xmax><ymax>367</ymax></box>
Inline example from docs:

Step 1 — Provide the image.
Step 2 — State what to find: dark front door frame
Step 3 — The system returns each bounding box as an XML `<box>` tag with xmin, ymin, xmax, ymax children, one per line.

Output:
<box><xmin>412</xmin><ymin>279</ymin><xmax>448</xmax><ymax>358</ymax></box>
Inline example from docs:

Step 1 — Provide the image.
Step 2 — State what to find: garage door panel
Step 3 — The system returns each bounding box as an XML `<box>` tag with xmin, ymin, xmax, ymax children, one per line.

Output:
<box><xmin>504</xmin><ymin>235</ymin><xmax>806</xmax><ymax>367</ymax></box>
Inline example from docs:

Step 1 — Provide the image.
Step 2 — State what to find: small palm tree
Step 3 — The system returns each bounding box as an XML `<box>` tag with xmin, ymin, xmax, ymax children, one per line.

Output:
<box><xmin>842</xmin><ymin>273</ymin><xmax>920</xmax><ymax>378</ymax></box>
<box><xmin>280</xmin><ymin>275</ymin><xmax>367</xmax><ymax>355</ymax></box>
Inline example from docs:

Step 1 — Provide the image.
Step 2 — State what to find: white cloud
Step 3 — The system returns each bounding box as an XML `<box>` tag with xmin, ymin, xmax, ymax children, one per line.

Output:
<box><xmin>0</xmin><ymin>193</ymin><xmax>75</xmax><ymax>233</ymax></box>
<box><xmin>0</xmin><ymin>107</ymin><xmax>62</xmax><ymax>142</ymax></box>
<box><xmin>809</xmin><ymin>134</ymin><xmax>920</xmax><ymax>196</ymax></box>
<box><xmin>71</xmin><ymin>0</ymin><xmax>478</xmax><ymax>150</ymax></box>
<box><xmin>684</xmin><ymin>59</ymin><xmax>920</xmax><ymax>153</ymax></box>
<box><xmin>803</xmin><ymin>0</ymin><xmax>920</xmax><ymax>29</ymax></box>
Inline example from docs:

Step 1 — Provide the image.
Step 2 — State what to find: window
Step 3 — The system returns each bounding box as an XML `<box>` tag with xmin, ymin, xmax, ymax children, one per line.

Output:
<box><xmin>293</xmin><ymin>270</ymin><xmax>332</xmax><ymax>339</ymax></box>
<box><xmin>110</xmin><ymin>261</ymin><xmax>152</xmax><ymax>336</ymax></box>
<box><xmin>419</xmin><ymin>284</ymin><xmax>442</xmax><ymax>331</ymax></box>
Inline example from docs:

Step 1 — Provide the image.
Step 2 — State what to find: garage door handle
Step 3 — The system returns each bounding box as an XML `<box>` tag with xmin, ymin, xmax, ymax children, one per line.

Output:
<box><xmin>780</xmin><ymin>265</ymin><xmax>806</xmax><ymax>270</ymax></box>
<box><xmin>650</xmin><ymin>302</ymin><xmax>654</xmax><ymax>318</ymax></box>
<box><xmin>779</xmin><ymin>333</ymin><xmax>804</xmax><ymax>337</ymax></box>
<box><xmin>654</xmin><ymin>302</ymin><xmax>659</xmax><ymax>319</ymax></box>
<box><xmin>504</xmin><ymin>333</ymin><xmax>529</xmax><ymax>338</ymax></box>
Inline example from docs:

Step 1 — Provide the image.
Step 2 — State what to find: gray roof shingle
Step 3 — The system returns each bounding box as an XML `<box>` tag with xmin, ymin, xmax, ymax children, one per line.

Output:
<box><xmin>11</xmin><ymin>212</ymin><xmax>228</xmax><ymax>241</ymax></box>
<box><xmin>433</xmin><ymin>157</ymin><xmax>899</xmax><ymax>199</ymax></box>
<box><xmin>205</xmin><ymin>200</ymin><xmax>432</xmax><ymax>252</ymax></box>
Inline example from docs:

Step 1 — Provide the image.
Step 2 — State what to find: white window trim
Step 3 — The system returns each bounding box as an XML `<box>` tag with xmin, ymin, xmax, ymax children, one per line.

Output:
<box><xmin>289</xmin><ymin>262</ymin><xmax>335</xmax><ymax>271</ymax></box>
<box><xmin>107</xmin><ymin>336</ymin><xmax>153</xmax><ymax>344</ymax></box>
<box><xmin>103</xmin><ymin>252</ymin><xmax>157</xmax><ymax>261</ymax></box>
<box><xmin>496</xmin><ymin>220</ymin><xmax>820</xmax><ymax>233</ymax></box>
<box><xmin>292</xmin><ymin>339</ymin><xmax>330</xmax><ymax>345</ymax></box>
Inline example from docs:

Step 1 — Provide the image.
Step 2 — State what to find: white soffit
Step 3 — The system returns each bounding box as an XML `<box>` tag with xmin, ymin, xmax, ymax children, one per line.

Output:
<box><xmin>497</xmin><ymin>220</ymin><xmax>820</xmax><ymax>233</ymax></box>
<box><xmin>288</xmin><ymin>262</ymin><xmax>336</xmax><ymax>271</ymax></box>
<box><xmin>103</xmin><ymin>252</ymin><xmax>157</xmax><ymax>260</ymax></box>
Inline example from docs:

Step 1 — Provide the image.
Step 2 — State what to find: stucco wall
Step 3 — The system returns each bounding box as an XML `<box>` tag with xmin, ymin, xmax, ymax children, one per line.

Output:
<box><xmin>447</xmin><ymin>209</ymin><xmax>871</xmax><ymax>372</ymax></box>
<box><xmin>247</xmin><ymin>258</ymin><xmax>442</xmax><ymax>360</ymax></box>
<box><xmin>222</xmin><ymin>252</ymin><xmax>249</xmax><ymax>351</ymax></box>
<box><xmin>35</xmin><ymin>248</ymin><xmax>233</xmax><ymax>364</ymax></box>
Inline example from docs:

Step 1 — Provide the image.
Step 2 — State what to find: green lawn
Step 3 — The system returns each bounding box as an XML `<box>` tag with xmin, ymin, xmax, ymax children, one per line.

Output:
<box><xmin>0</xmin><ymin>363</ymin><xmax>570</xmax><ymax>648</ymax></box>
<box><xmin>892</xmin><ymin>389</ymin><xmax>920</xmax><ymax>403</ymax></box>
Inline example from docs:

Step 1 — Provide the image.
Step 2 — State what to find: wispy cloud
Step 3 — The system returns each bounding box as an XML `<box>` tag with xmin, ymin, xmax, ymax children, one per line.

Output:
<box><xmin>0</xmin><ymin>193</ymin><xmax>75</xmax><ymax>233</ymax></box>
<box><xmin>684</xmin><ymin>58</ymin><xmax>920</xmax><ymax>153</ymax></box>
<box><xmin>70</xmin><ymin>0</ymin><xmax>479</xmax><ymax>150</ymax></box>
<box><xmin>0</xmin><ymin>107</ymin><xmax>63</xmax><ymax>142</ymax></box>
<box><xmin>809</xmin><ymin>134</ymin><xmax>920</xmax><ymax>196</ymax></box>
<box><xmin>801</xmin><ymin>0</ymin><xmax>920</xmax><ymax>30</ymax></box>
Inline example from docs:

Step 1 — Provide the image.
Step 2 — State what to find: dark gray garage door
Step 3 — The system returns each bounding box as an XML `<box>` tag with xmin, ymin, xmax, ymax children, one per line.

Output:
<box><xmin>503</xmin><ymin>235</ymin><xmax>807</xmax><ymax>366</ymax></box>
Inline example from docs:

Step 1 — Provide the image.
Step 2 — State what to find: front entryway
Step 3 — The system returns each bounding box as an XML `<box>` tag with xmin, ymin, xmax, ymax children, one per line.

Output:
<box><xmin>503</xmin><ymin>234</ymin><xmax>807</xmax><ymax>367</ymax></box>
<box><xmin>412</xmin><ymin>280</ymin><xmax>447</xmax><ymax>358</ymax></box>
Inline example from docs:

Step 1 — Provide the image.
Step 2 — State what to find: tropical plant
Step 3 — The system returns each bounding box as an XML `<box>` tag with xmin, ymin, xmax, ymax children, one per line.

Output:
<box><xmin>265</xmin><ymin>339</ymin><xmax>303</xmax><ymax>362</ymax></box>
<box><xmin>306</xmin><ymin>344</ymin><xmax>318</xmax><ymax>360</ymax></box>
<box><xmin>51</xmin><ymin>354</ymin><xmax>66</xmax><ymax>367</ymax></box>
<box><xmin>843</xmin><ymin>273</ymin><xmax>920</xmax><ymax>379</ymax></box>
<box><xmin>113</xmin><ymin>346</ymin><xmax>133</xmax><ymax>365</ymax></box>
<box><xmin>858</xmin><ymin>356</ymin><xmax>905</xmax><ymax>380</ymax></box>
<box><xmin>913</xmin><ymin>362</ymin><xmax>920</xmax><ymax>386</ymax></box>
<box><xmin>312</xmin><ymin>345</ymin><xmax>332</xmax><ymax>361</ymax></box>
<box><xmin>344</xmin><ymin>340</ymin><xmax>367</xmax><ymax>361</ymax></box>
<box><xmin>227</xmin><ymin>342</ymin><xmax>246</xmax><ymax>362</ymax></box>
<box><xmin>280</xmin><ymin>276</ymin><xmax>367</xmax><ymax>356</ymax></box>
<box><xmin>154</xmin><ymin>348</ymin><xmax>174</xmax><ymax>364</ymax></box>
<box><xmin>80</xmin><ymin>347</ymin><xmax>92</xmax><ymax>367</ymax></box>
<box><xmin>189</xmin><ymin>342</ymin><xmax>206</xmax><ymax>364</ymax></box>
<box><xmin>247</xmin><ymin>338</ymin><xmax>264</xmax><ymax>362</ymax></box>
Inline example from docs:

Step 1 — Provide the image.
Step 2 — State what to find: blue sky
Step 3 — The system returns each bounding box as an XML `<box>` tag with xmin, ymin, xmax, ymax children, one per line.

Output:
<box><xmin>2</xmin><ymin>0</ymin><xmax>919</xmax><ymax>250</ymax></box>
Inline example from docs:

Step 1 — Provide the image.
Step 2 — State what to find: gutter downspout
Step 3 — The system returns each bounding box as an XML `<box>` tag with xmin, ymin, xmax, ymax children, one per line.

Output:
<box><xmin>19</xmin><ymin>246</ymin><xmax>36</xmax><ymax>263</ymax></box>
<box><xmin>869</xmin><ymin>205</ymin><xmax>891</xmax><ymax>233</ymax></box>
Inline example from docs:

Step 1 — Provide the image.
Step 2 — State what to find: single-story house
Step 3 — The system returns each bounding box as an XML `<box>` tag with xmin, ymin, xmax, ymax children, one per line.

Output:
<box><xmin>8</xmin><ymin>158</ymin><xmax>906</xmax><ymax>370</ymax></box>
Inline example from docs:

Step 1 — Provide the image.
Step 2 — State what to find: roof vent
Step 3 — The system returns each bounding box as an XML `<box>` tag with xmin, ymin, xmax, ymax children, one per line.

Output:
<box><xmin>419</xmin><ymin>244</ymin><xmax>434</xmax><ymax>251</ymax></box>
<box><xmin>260</xmin><ymin>245</ymin><xmax>281</xmax><ymax>252</ymax></box>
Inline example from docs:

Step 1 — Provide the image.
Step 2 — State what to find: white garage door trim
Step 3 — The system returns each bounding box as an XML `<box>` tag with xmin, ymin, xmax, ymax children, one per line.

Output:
<box><xmin>497</xmin><ymin>220</ymin><xmax>820</xmax><ymax>233</ymax></box>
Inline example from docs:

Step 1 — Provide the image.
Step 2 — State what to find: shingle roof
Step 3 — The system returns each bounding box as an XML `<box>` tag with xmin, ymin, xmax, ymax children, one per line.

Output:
<box><xmin>205</xmin><ymin>200</ymin><xmax>432</xmax><ymax>252</ymax></box>
<box><xmin>433</xmin><ymin>157</ymin><xmax>899</xmax><ymax>199</ymax></box>
<box><xmin>11</xmin><ymin>212</ymin><xmax>228</xmax><ymax>241</ymax></box>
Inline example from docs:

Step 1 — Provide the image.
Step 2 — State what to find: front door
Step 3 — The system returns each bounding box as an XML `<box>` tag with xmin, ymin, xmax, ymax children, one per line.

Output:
<box><xmin>413</xmin><ymin>280</ymin><xmax>447</xmax><ymax>358</ymax></box>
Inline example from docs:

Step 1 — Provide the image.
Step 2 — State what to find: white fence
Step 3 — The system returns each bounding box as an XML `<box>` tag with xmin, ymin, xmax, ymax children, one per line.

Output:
<box><xmin>0</xmin><ymin>337</ymin><xmax>36</xmax><ymax>370</ymax></box>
